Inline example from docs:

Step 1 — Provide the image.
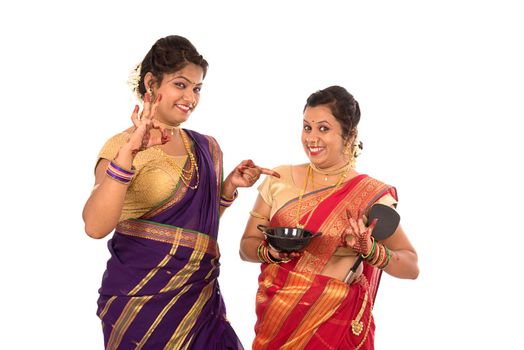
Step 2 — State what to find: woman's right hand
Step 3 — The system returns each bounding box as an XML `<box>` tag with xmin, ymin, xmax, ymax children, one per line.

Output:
<box><xmin>126</xmin><ymin>93</ymin><xmax>171</xmax><ymax>154</ymax></box>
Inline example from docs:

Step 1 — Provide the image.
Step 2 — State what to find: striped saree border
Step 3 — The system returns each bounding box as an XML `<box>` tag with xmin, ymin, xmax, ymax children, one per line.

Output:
<box><xmin>102</xmin><ymin>230</ymin><xmax>221</xmax><ymax>349</ymax></box>
<box><xmin>116</xmin><ymin>220</ymin><xmax>219</xmax><ymax>258</ymax></box>
<box><xmin>283</xmin><ymin>279</ymin><xmax>349</xmax><ymax>349</ymax></box>
<box><xmin>254</xmin><ymin>265</ymin><xmax>312</xmax><ymax>349</ymax></box>
<box><xmin>204</xmin><ymin>135</ymin><xmax>223</xmax><ymax>192</ymax></box>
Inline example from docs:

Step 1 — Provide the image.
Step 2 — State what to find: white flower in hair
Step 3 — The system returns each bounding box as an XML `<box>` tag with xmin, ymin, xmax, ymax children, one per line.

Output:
<box><xmin>353</xmin><ymin>139</ymin><xmax>363</xmax><ymax>158</ymax></box>
<box><xmin>127</xmin><ymin>63</ymin><xmax>141</xmax><ymax>99</ymax></box>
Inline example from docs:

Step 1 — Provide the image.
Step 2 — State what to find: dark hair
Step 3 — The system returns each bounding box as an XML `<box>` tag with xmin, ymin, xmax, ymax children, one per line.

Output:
<box><xmin>304</xmin><ymin>85</ymin><xmax>361</xmax><ymax>140</ymax></box>
<box><xmin>138</xmin><ymin>35</ymin><xmax>208</xmax><ymax>97</ymax></box>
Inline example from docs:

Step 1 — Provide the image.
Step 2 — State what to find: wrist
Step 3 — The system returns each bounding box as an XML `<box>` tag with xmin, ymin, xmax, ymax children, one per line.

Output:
<box><xmin>105</xmin><ymin>159</ymin><xmax>136</xmax><ymax>185</ymax></box>
<box><xmin>257</xmin><ymin>241</ymin><xmax>282</xmax><ymax>264</ymax></box>
<box><xmin>221</xmin><ymin>178</ymin><xmax>238</xmax><ymax>200</ymax></box>
<box><xmin>361</xmin><ymin>237</ymin><xmax>376</xmax><ymax>259</ymax></box>
<box><xmin>115</xmin><ymin>146</ymin><xmax>137</xmax><ymax>168</ymax></box>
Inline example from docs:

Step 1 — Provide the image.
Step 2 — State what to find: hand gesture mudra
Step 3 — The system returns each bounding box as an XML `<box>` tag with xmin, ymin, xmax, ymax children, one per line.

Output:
<box><xmin>228</xmin><ymin>159</ymin><xmax>281</xmax><ymax>188</ymax></box>
<box><xmin>127</xmin><ymin>93</ymin><xmax>171</xmax><ymax>154</ymax></box>
<box><xmin>341</xmin><ymin>208</ymin><xmax>378</xmax><ymax>256</ymax></box>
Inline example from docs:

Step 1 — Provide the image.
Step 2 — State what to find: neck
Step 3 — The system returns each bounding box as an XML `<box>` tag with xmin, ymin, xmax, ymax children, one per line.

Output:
<box><xmin>309</xmin><ymin>160</ymin><xmax>351</xmax><ymax>176</ymax></box>
<box><xmin>155</xmin><ymin>119</ymin><xmax>181</xmax><ymax>135</ymax></box>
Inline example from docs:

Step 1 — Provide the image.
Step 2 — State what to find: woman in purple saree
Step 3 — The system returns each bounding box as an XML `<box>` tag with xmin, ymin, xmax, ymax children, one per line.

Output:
<box><xmin>97</xmin><ymin>131</ymin><xmax>241</xmax><ymax>349</ymax></box>
<box><xmin>83</xmin><ymin>35</ymin><xmax>277</xmax><ymax>349</ymax></box>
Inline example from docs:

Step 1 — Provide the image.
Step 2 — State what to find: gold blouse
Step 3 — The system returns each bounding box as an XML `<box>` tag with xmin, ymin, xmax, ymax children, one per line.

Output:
<box><xmin>257</xmin><ymin>165</ymin><xmax>398</xmax><ymax>257</ymax></box>
<box><xmin>258</xmin><ymin>165</ymin><xmax>398</xmax><ymax>220</ymax></box>
<box><xmin>97</xmin><ymin>132</ymin><xmax>187</xmax><ymax>222</ymax></box>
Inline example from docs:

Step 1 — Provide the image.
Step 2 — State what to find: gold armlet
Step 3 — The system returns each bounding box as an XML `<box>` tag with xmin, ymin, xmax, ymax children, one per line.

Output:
<box><xmin>249</xmin><ymin>210</ymin><xmax>269</xmax><ymax>221</ymax></box>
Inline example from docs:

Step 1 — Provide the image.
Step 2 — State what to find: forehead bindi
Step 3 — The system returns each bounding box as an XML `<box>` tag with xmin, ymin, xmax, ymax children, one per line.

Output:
<box><xmin>304</xmin><ymin>107</ymin><xmax>336</xmax><ymax>124</ymax></box>
<box><xmin>303</xmin><ymin>118</ymin><xmax>332</xmax><ymax>125</ymax></box>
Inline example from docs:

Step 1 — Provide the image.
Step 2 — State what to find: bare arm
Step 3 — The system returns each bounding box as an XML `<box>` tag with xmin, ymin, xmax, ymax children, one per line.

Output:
<box><xmin>239</xmin><ymin>194</ymin><xmax>298</xmax><ymax>262</ymax></box>
<box><xmin>240</xmin><ymin>195</ymin><xmax>271</xmax><ymax>262</ymax></box>
<box><xmin>82</xmin><ymin>145</ymin><xmax>136</xmax><ymax>239</ymax></box>
<box><xmin>344</xmin><ymin>208</ymin><xmax>419</xmax><ymax>280</ymax></box>
<box><xmin>220</xmin><ymin>160</ymin><xmax>280</xmax><ymax>217</ymax></box>
<box><xmin>381</xmin><ymin>224</ymin><xmax>419</xmax><ymax>279</ymax></box>
<box><xmin>82</xmin><ymin>94</ymin><xmax>169</xmax><ymax>239</ymax></box>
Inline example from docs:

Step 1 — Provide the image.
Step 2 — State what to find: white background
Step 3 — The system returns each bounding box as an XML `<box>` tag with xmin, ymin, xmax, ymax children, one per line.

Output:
<box><xmin>1</xmin><ymin>0</ymin><xmax>523</xmax><ymax>349</ymax></box>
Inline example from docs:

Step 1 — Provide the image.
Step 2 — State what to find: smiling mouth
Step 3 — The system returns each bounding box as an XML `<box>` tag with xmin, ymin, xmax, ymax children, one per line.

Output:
<box><xmin>175</xmin><ymin>104</ymin><xmax>193</xmax><ymax>113</ymax></box>
<box><xmin>307</xmin><ymin>146</ymin><xmax>324</xmax><ymax>155</ymax></box>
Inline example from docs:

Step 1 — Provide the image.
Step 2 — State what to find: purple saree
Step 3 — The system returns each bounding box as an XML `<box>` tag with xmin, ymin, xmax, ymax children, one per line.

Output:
<box><xmin>97</xmin><ymin>130</ymin><xmax>243</xmax><ymax>350</ymax></box>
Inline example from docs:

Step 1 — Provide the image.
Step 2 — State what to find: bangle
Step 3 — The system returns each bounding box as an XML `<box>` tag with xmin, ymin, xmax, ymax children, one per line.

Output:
<box><xmin>372</xmin><ymin>243</ymin><xmax>386</xmax><ymax>266</ymax></box>
<box><xmin>379</xmin><ymin>246</ymin><xmax>391</xmax><ymax>269</ymax></box>
<box><xmin>257</xmin><ymin>241</ymin><xmax>281</xmax><ymax>264</ymax></box>
<box><xmin>220</xmin><ymin>189</ymin><xmax>238</xmax><ymax>207</ymax></box>
<box><xmin>362</xmin><ymin>237</ymin><xmax>376</xmax><ymax>260</ymax></box>
<box><xmin>368</xmin><ymin>244</ymin><xmax>379</xmax><ymax>265</ymax></box>
<box><xmin>105</xmin><ymin>159</ymin><xmax>135</xmax><ymax>185</ymax></box>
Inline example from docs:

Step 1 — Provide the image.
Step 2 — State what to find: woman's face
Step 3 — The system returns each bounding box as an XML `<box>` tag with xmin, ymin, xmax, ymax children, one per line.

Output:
<box><xmin>153</xmin><ymin>63</ymin><xmax>204</xmax><ymax>126</ymax></box>
<box><xmin>302</xmin><ymin>105</ymin><xmax>348</xmax><ymax>169</ymax></box>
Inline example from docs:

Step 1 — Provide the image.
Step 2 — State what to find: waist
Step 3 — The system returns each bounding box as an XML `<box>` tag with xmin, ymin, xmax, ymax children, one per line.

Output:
<box><xmin>262</xmin><ymin>262</ymin><xmax>368</xmax><ymax>290</ymax></box>
<box><xmin>116</xmin><ymin>219</ymin><xmax>219</xmax><ymax>258</ymax></box>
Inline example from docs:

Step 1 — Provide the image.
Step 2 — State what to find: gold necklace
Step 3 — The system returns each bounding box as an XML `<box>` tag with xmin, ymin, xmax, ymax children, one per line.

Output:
<box><xmin>156</xmin><ymin>120</ymin><xmax>181</xmax><ymax>136</ymax></box>
<box><xmin>154</xmin><ymin>129</ymin><xmax>200</xmax><ymax>190</ymax></box>
<box><xmin>310</xmin><ymin>161</ymin><xmax>352</xmax><ymax>181</ymax></box>
<box><xmin>295</xmin><ymin>164</ymin><xmax>348</xmax><ymax>229</ymax></box>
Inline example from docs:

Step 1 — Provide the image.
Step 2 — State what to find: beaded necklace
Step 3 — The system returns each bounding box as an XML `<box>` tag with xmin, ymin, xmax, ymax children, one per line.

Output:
<box><xmin>154</xmin><ymin>129</ymin><xmax>200</xmax><ymax>190</ymax></box>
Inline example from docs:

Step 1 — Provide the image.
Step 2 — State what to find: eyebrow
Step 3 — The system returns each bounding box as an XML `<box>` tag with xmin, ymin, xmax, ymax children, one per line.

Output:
<box><xmin>303</xmin><ymin>119</ymin><xmax>332</xmax><ymax>125</ymax></box>
<box><xmin>170</xmin><ymin>75</ymin><xmax>203</xmax><ymax>86</ymax></box>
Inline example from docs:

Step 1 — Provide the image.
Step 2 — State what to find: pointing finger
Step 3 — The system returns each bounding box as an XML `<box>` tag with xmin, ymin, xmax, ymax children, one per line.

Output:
<box><xmin>259</xmin><ymin>168</ymin><xmax>280</xmax><ymax>178</ymax></box>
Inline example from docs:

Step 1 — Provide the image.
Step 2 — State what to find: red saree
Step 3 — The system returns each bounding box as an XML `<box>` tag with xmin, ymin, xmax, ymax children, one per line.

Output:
<box><xmin>253</xmin><ymin>174</ymin><xmax>396</xmax><ymax>350</ymax></box>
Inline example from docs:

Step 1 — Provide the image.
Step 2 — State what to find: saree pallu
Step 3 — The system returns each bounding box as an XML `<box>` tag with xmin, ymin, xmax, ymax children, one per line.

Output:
<box><xmin>97</xmin><ymin>130</ymin><xmax>243</xmax><ymax>350</ymax></box>
<box><xmin>254</xmin><ymin>175</ymin><xmax>395</xmax><ymax>350</ymax></box>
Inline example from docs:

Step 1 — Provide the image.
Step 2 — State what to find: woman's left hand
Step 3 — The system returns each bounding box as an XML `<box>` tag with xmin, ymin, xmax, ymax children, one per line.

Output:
<box><xmin>226</xmin><ymin>159</ymin><xmax>280</xmax><ymax>189</ymax></box>
<box><xmin>341</xmin><ymin>209</ymin><xmax>378</xmax><ymax>256</ymax></box>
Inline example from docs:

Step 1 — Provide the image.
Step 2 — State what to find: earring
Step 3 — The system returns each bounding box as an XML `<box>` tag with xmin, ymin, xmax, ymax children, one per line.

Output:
<box><xmin>343</xmin><ymin>143</ymin><xmax>351</xmax><ymax>155</ymax></box>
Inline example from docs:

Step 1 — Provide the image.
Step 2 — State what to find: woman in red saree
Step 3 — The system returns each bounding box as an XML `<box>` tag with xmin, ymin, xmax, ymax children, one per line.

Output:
<box><xmin>240</xmin><ymin>86</ymin><xmax>419</xmax><ymax>349</ymax></box>
<box><xmin>83</xmin><ymin>35</ymin><xmax>277</xmax><ymax>349</ymax></box>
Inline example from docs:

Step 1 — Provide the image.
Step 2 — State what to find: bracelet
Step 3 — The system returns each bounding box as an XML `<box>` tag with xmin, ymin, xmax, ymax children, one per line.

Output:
<box><xmin>256</xmin><ymin>241</ymin><xmax>281</xmax><ymax>264</ymax></box>
<box><xmin>220</xmin><ymin>189</ymin><xmax>238</xmax><ymax>207</ymax></box>
<box><xmin>105</xmin><ymin>159</ymin><xmax>135</xmax><ymax>185</ymax></box>
<box><xmin>249</xmin><ymin>210</ymin><xmax>270</xmax><ymax>221</ymax></box>
<box><xmin>368</xmin><ymin>244</ymin><xmax>379</xmax><ymax>265</ymax></box>
<box><xmin>361</xmin><ymin>237</ymin><xmax>376</xmax><ymax>260</ymax></box>
<box><xmin>372</xmin><ymin>243</ymin><xmax>386</xmax><ymax>266</ymax></box>
<box><xmin>378</xmin><ymin>246</ymin><xmax>391</xmax><ymax>269</ymax></box>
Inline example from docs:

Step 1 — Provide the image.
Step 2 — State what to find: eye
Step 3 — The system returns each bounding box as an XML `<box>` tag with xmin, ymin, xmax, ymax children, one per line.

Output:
<box><xmin>319</xmin><ymin>125</ymin><xmax>330</xmax><ymax>132</ymax></box>
<box><xmin>303</xmin><ymin>125</ymin><xmax>312</xmax><ymax>132</ymax></box>
<box><xmin>174</xmin><ymin>82</ymin><xmax>186</xmax><ymax>89</ymax></box>
<box><xmin>193</xmin><ymin>86</ymin><xmax>201</xmax><ymax>93</ymax></box>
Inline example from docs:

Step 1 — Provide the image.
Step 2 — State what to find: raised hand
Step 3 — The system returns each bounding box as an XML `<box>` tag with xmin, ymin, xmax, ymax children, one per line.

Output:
<box><xmin>127</xmin><ymin>93</ymin><xmax>170</xmax><ymax>154</ymax></box>
<box><xmin>226</xmin><ymin>159</ymin><xmax>280</xmax><ymax>188</ymax></box>
<box><xmin>341</xmin><ymin>208</ymin><xmax>378</xmax><ymax>256</ymax></box>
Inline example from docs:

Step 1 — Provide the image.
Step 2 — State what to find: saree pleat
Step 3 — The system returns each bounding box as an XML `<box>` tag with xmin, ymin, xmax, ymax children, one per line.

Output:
<box><xmin>97</xmin><ymin>130</ymin><xmax>243</xmax><ymax>350</ymax></box>
<box><xmin>253</xmin><ymin>175</ymin><xmax>395</xmax><ymax>350</ymax></box>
